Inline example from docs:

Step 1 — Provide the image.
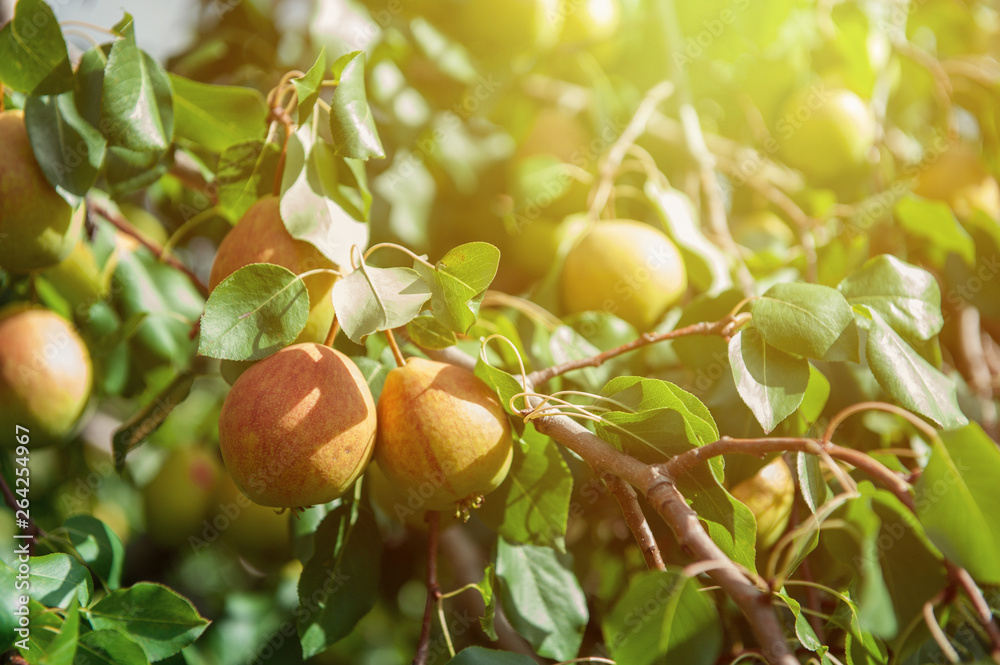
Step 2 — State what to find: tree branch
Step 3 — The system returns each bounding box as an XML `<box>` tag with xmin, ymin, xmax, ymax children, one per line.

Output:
<box><xmin>413</xmin><ymin>511</ymin><xmax>442</xmax><ymax>665</ymax></box>
<box><xmin>88</xmin><ymin>200</ymin><xmax>210</xmax><ymax>299</ymax></box>
<box><xmin>527</xmin><ymin>315</ymin><xmax>742</xmax><ymax>386</ymax></box>
<box><xmin>0</xmin><ymin>471</ymin><xmax>44</xmax><ymax>554</ymax></box>
<box><xmin>602</xmin><ymin>473</ymin><xmax>666</xmax><ymax>571</ymax></box>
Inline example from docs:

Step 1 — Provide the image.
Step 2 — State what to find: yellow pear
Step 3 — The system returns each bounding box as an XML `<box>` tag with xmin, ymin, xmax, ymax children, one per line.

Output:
<box><xmin>218</xmin><ymin>343</ymin><xmax>376</xmax><ymax>508</ymax></box>
<box><xmin>375</xmin><ymin>358</ymin><xmax>513</xmax><ymax>512</ymax></box>
<box><xmin>560</xmin><ymin>220</ymin><xmax>687</xmax><ymax>330</ymax></box>
<box><xmin>209</xmin><ymin>196</ymin><xmax>337</xmax><ymax>344</ymax></box>
<box><xmin>143</xmin><ymin>446</ymin><xmax>221</xmax><ymax>547</ymax></box>
<box><xmin>0</xmin><ymin>305</ymin><xmax>92</xmax><ymax>443</ymax></box>
<box><xmin>730</xmin><ymin>457</ymin><xmax>795</xmax><ymax>549</ymax></box>
<box><xmin>914</xmin><ymin>143</ymin><xmax>1000</xmax><ymax>220</ymax></box>
<box><xmin>0</xmin><ymin>110</ymin><xmax>83</xmax><ymax>272</ymax></box>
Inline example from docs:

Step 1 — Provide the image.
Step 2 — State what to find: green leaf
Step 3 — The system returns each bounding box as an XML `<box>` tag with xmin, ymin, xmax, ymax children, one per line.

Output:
<box><xmin>328</xmin><ymin>51</ymin><xmax>384</xmax><ymax>160</ymax></box>
<box><xmin>895</xmin><ymin>195</ymin><xmax>976</xmax><ymax>267</ymax></box>
<box><xmin>46</xmin><ymin>601</ymin><xmax>80</xmax><ymax>665</ymax></box>
<box><xmin>478</xmin><ymin>428</ymin><xmax>573</xmax><ymax>551</ymax></box>
<box><xmin>75</xmin><ymin>629</ymin><xmax>149</xmax><ymax>665</ymax></box>
<box><xmin>797</xmin><ymin>452</ymin><xmax>830</xmax><ymax>515</ymax></box>
<box><xmin>169</xmin><ymin>74</ymin><xmax>267</xmax><ymax>153</ymax></box>
<box><xmin>103</xmin><ymin>145</ymin><xmax>170</xmax><ymax>197</ymax></box>
<box><xmin>496</xmin><ymin>539</ymin><xmax>588</xmax><ymax>661</ymax></box>
<box><xmin>0</xmin><ymin>0</ymin><xmax>74</xmax><ymax>94</ymax></box>
<box><xmin>860</xmin><ymin>307</ymin><xmax>967</xmax><ymax>429</ymax></box>
<box><xmin>840</xmin><ymin>486</ymin><xmax>898</xmax><ymax>638</ymax></box>
<box><xmin>198</xmin><ymin>263</ymin><xmax>310</xmax><ymax>361</ymax></box>
<box><xmin>331</xmin><ymin>263</ymin><xmax>431</xmax><ymax>344</ymax></box>
<box><xmin>728</xmin><ymin>327</ymin><xmax>810</xmax><ymax>433</ymax></box>
<box><xmin>474</xmin><ymin>359</ymin><xmax>524</xmax><ymax>415</ymax></box>
<box><xmin>293</xmin><ymin>47</ymin><xmax>326</xmax><ymax>125</ymax></box>
<box><xmin>415</xmin><ymin>242</ymin><xmax>500</xmax><ymax>333</ymax></box>
<box><xmin>752</xmin><ymin>282</ymin><xmax>859</xmax><ymax>361</ymax></box>
<box><xmin>21</xmin><ymin>600</ymin><xmax>69</xmax><ymax>663</ymax></box>
<box><xmin>24</xmin><ymin>92</ymin><xmax>106</xmax><ymax>197</ymax></box>
<box><xmin>915</xmin><ymin>423</ymin><xmax>1000</xmax><ymax>584</ymax></box>
<box><xmin>86</xmin><ymin>583</ymin><xmax>208</xmax><ymax>661</ymax></box>
<box><xmin>473</xmin><ymin>564</ymin><xmax>498</xmax><ymax>641</ymax></box>
<box><xmin>279</xmin><ymin>126</ymin><xmax>370</xmax><ymax>268</ymax></box>
<box><xmin>28</xmin><ymin>553</ymin><xmax>93</xmax><ymax>608</ymax></box>
<box><xmin>216</xmin><ymin>140</ymin><xmax>282</xmax><ymax>221</ymax></box>
<box><xmin>445</xmin><ymin>648</ymin><xmax>535</xmax><ymax>665</ymax></box>
<box><xmin>64</xmin><ymin>514</ymin><xmax>125</xmax><ymax>590</ymax></box>
<box><xmin>838</xmin><ymin>254</ymin><xmax>943</xmax><ymax>342</ymax></box>
<box><xmin>783</xmin><ymin>364</ymin><xmax>831</xmax><ymax>436</ymax></box>
<box><xmin>297</xmin><ymin>504</ymin><xmax>382</xmax><ymax>658</ymax></box>
<box><xmin>102</xmin><ymin>22</ymin><xmax>173</xmax><ymax>153</ymax></box>
<box><xmin>603</xmin><ymin>569</ymin><xmax>722</xmax><ymax>665</ymax></box>
<box><xmin>646</xmin><ymin>182</ymin><xmax>733</xmax><ymax>293</ymax></box>
<box><xmin>406</xmin><ymin>314</ymin><xmax>458</xmax><ymax>349</ymax></box>
<box><xmin>112</xmin><ymin>372</ymin><xmax>196</xmax><ymax>471</ymax></box>
<box><xmin>776</xmin><ymin>590</ymin><xmax>825</xmax><ymax>654</ymax></box>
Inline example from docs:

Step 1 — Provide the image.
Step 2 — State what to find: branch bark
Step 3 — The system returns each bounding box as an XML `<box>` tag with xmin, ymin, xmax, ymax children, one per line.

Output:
<box><xmin>602</xmin><ymin>473</ymin><xmax>666</xmax><ymax>572</ymax></box>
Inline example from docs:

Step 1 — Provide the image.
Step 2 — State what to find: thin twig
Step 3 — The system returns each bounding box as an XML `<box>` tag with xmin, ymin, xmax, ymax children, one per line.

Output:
<box><xmin>0</xmin><ymin>472</ymin><xmax>44</xmax><ymax>554</ymax></box>
<box><xmin>88</xmin><ymin>200</ymin><xmax>210</xmax><ymax>299</ymax></box>
<box><xmin>603</xmin><ymin>473</ymin><xmax>666</xmax><ymax>571</ymax></box>
<box><xmin>527</xmin><ymin>315</ymin><xmax>741</xmax><ymax>386</ymax></box>
<box><xmin>412</xmin><ymin>511</ymin><xmax>441</xmax><ymax>665</ymax></box>
<box><xmin>386</xmin><ymin>329</ymin><xmax>406</xmax><ymax>368</ymax></box>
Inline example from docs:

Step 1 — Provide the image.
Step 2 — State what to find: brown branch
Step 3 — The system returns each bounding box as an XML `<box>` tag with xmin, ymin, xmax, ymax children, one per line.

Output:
<box><xmin>946</xmin><ymin>564</ymin><xmax>1000</xmax><ymax>663</ymax></box>
<box><xmin>168</xmin><ymin>155</ymin><xmax>217</xmax><ymax>204</ymax></box>
<box><xmin>527</xmin><ymin>315</ymin><xmax>742</xmax><ymax>386</ymax></box>
<box><xmin>603</xmin><ymin>473</ymin><xmax>666</xmax><ymax>572</ymax></box>
<box><xmin>0</xmin><ymin>471</ymin><xmax>44</xmax><ymax>554</ymax></box>
<box><xmin>413</xmin><ymin>511</ymin><xmax>442</xmax><ymax>665</ymax></box>
<box><xmin>88</xmin><ymin>200</ymin><xmax>210</xmax><ymax>299</ymax></box>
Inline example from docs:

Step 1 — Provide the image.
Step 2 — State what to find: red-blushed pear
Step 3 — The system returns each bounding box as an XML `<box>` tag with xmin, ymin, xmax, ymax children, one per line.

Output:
<box><xmin>143</xmin><ymin>446</ymin><xmax>221</xmax><ymax>547</ymax></box>
<box><xmin>375</xmin><ymin>358</ymin><xmax>513</xmax><ymax>513</ymax></box>
<box><xmin>560</xmin><ymin>220</ymin><xmax>687</xmax><ymax>331</ymax></box>
<box><xmin>209</xmin><ymin>195</ymin><xmax>337</xmax><ymax>344</ymax></box>
<box><xmin>218</xmin><ymin>343</ymin><xmax>376</xmax><ymax>508</ymax></box>
<box><xmin>0</xmin><ymin>305</ymin><xmax>92</xmax><ymax>443</ymax></box>
<box><xmin>729</xmin><ymin>457</ymin><xmax>795</xmax><ymax>549</ymax></box>
<box><xmin>0</xmin><ymin>110</ymin><xmax>84</xmax><ymax>272</ymax></box>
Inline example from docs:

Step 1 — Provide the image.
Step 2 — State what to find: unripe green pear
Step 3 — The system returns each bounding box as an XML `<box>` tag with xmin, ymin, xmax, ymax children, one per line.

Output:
<box><xmin>218</xmin><ymin>343</ymin><xmax>377</xmax><ymax>508</ymax></box>
<box><xmin>0</xmin><ymin>305</ymin><xmax>92</xmax><ymax>443</ymax></box>
<box><xmin>209</xmin><ymin>196</ymin><xmax>337</xmax><ymax>344</ymax></box>
<box><xmin>914</xmin><ymin>143</ymin><xmax>1000</xmax><ymax>220</ymax></box>
<box><xmin>375</xmin><ymin>358</ymin><xmax>513</xmax><ymax>513</ymax></box>
<box><xmin>777</xmin><ymin>87</ymin><xmax>876</xmax><ymax>181</ymax></box>
<box><xmin>213</xmin><ymin>473</ymin><xmax>291</xmax><ymax>562</ymax></box>
<box><xmin>732</xmin><ymin>211</ymin><xmax>796</xmax><ymax>253</ymax></box>
<box><xmin>730</xmin><ymin>458</ymin><xmax>795</xmax><ymax>549</ymax></box>
<box><xmin>0</xmin><ymin>110</ymin><xmax>84</xmax><ymax>272</ymax></box>
<box><xmin>560</xmin><ymin>220</ymin><xmax>687</xmax><ymax>331</ymax></box>
<box><xmin>143</xmin><ymin>446</ymin><xmax>221</xmax><ymax>547</ymax></box>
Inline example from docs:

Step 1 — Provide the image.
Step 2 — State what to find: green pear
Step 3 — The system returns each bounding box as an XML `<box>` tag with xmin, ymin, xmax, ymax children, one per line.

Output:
<box><xmin>0</xmin><ymin>110</ymin><xmax>84</xmax><ymax>273</ymax></box>
<box><xmin>213</xmin><ymin>473</ymin><xmax>291</xmax><ymax>562</ymax></box>
<box><xmin>375</xmin><ymin>358</ymin><xmax>513</xmax><ymax>513</ymax></box>
<box><xmin>218</xmin><ymin>343</ymin><xmax>376</xmax><ymax>508</ymax></box>
<box><xmin>143</xmin><ymin>446</ymin><xmax>221</xmax><ymax>548</ymax></box>
<box><xmin>0</xmin><ymin>305</ymin><xmax>92</xmax><ymax>443</ymax></box>
<box><xmin>777</xmin><ymin>87</ymin><xmax>876</xmax><ymax>181</ymax></box>
<box><xmin>560</xmin><ymin>220</ymin><xmax>687</xmax><ymax>331</ymax></box>
<box><xmin>210</xmin><ymin>195</ymin><xmax>337</xmax><ymax>345</ymax></box>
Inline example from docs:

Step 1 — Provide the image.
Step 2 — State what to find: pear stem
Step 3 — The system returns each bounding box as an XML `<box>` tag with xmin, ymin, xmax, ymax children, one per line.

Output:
<box><xmin>385</xmin><ymin>329</ymin><xmax>406</xmax><ymax>367</ymax></box>
<box><xmin>323</xmin><ymin>316</ymin><xmax>340</xmax><ymax>347</ymax></box>
<box><xmin>412</xmin><ymin>511</ymin><xmax>441</xmax><ymax>665</ymax></box>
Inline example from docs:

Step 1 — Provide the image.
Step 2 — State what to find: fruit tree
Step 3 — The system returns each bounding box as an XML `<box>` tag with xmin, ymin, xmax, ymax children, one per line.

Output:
<box><xmin>2</xmin><ymin>1</ymin><xmax>1000</xmax><ymax>664</ymax></box>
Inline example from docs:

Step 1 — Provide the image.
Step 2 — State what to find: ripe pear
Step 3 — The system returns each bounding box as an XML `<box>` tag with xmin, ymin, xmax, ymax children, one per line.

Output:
<box><xmin>143</xmin><ymin>446</ymin><xmax>221</xmax><ymax>547</ymax></box>
<box><xmin>0</xmin><ymin>110</ymin><xmax>84</xmax><ymax>272</ymax></box>
<box><xmin>218</xmin><ymin>343</ymin><xmax>376</xmax><ymax>508</ymax></box>
<box><xmin>914</xmin><ymin>143</ymin><xmax>1000</xmax><ymax>220</ymax></box>
<box><xmin>375</xmin><ymin>358</ymin><xmax>513</xmax><ymax>512</ymax></box>
<box><xmin>729</xmin><ymin>457</ymin><xmax>795</xmax><ymax>549</ymax></box>
<box><xmin>209</xmin><ymin>196</ymin><xmax>337</xmax><ymax>344</ymax></box>
<box><xmin>777</xmin><ymin>87</ymin><xmax>876</xmax><ymax>181</ymax></box>
<box><xmin>0</xmin><ymin>305</ymin><xmax>92</xmax><ymax>443</ymax></box>
<box><xmin>560</xmin><ymin>220</ymin><xmax>687</xmax><ymax>331</ymax></box>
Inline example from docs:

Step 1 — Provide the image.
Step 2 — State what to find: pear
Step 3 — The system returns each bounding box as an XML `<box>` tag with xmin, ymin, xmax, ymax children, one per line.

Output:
<box><xmin>375</xmin><ymin>358</ymin><xmax>513</xmax><ymax>512</ymax></box>
<box><xmin>368</xmin><ymin>461</ymin><xmax>457</xmax><ymax>531</ymax></box>
<box><xmin>0</xmin><ymin>305</ymin><xmax>92</xmax><ymax>443</ymax></box>
<box><xmin>0</xmin><ymin>110</ymin><xmax>83</xmax><ymax>272</ymax></box>
<box><xmin>560</xmin><ymin>220</ymin><xmax>687</xmax><ymax>331</ymax></box>
<box><xmin>143</xmin><ymin>446</ymin><xmax>221</xmax><ymax>548</ymax></box>
<box><xmin>729</xmin><ymin>457</ymin><xmax>795</xmax><ymax>549</ymax></box>
<box><xmin>210</xmin><ymin>195</ymin><xmax>337</xmax><ymax>344</ymax></box>
<box><xmin>218</xmin><ymin>343</ymin><xmax>376</xmax><ymax>508</ymax></box>
<box><xmin>914</xmin><ymin>143</ymin><xmax>1000</xmax><ymax>220</ymax></box>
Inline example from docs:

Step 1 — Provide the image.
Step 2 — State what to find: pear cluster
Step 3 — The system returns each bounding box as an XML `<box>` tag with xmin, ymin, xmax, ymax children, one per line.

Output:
<box><xmin>213</xmin><ymin>204</ymin><xmax>513</xmax><ymax>515</ymax></box>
